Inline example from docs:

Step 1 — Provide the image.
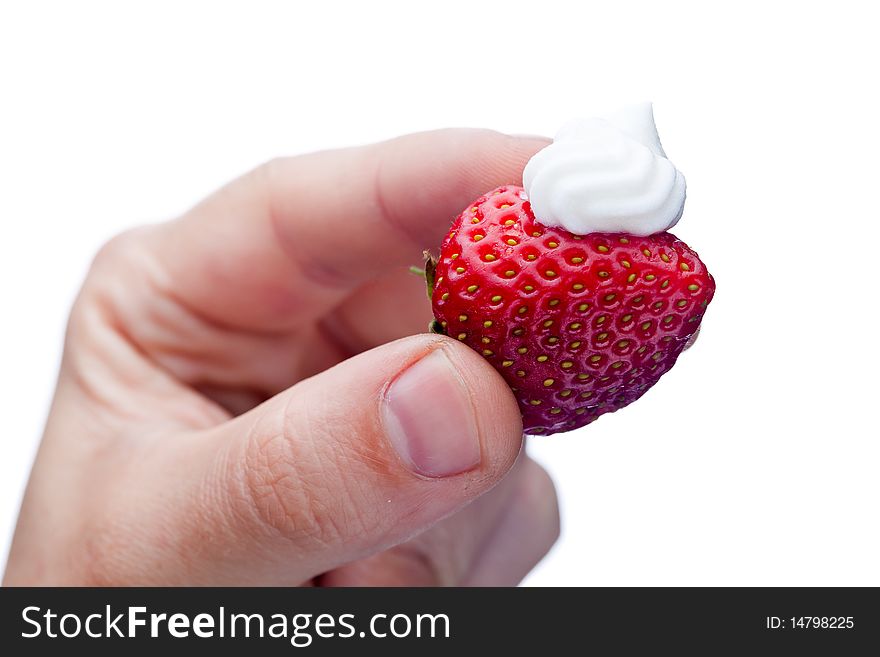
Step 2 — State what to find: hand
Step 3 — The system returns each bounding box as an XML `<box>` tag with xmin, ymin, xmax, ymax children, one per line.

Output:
<box><xmin>4</xmin><ymin>130</ymin><xmax>559</xmax><ymax>586</ymax></box>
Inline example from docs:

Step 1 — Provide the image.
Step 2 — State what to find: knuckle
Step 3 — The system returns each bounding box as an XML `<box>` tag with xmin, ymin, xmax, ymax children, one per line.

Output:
<box><xmin>249</xmin><ymin>157</ymin><xmax>289</xmax><ymax>215</ymax></box>
<box><xmin>234</xmin><ymin>402</ymin><xmax>359</xmax><ymax>549</ymax></box>
<box><xmin>241</xmin><ymin>434</ymin><xmax>326</xmax><ymax>545</ymax></box>
<box><xmin>85</xmin><ymin>227</ymin><xmax>152</xmax><ymax>285</ymax></box>
<box><xmin>254</xmin><ymin>155</ymin><xmax>286</xmax><ymax>182</ymax></box>
<box><xmin>63</xmin><ymin>223</ymin><xmax>166</xmax><ymax>373</ymax></box>
<box><xmin>62</xmin><ymin>227</ymin><xmax>160</xmax><ymax>409</ymax></box>
<box><xmin>69</xmin><ymin>226</ymin><xmax>153</xmax><ymax>325</ymax></box>
<box><xmin>92</xmin><ymin>228</ymin><xmax>138</xmax><ymax>265</ymax></box>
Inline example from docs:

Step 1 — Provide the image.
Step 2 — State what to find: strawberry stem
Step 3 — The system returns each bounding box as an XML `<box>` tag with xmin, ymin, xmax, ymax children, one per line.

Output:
<box><xmin>409</xmin><ymin>251</ymin><xmax>438</xmax><ymax>301</ymax></box>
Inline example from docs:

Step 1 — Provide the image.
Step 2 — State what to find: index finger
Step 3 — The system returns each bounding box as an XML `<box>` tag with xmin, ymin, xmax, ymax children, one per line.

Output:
<box><xmin>148</xmin><ymin>129</ymin><xmax>549</xmax><ymax>331</ymax></box>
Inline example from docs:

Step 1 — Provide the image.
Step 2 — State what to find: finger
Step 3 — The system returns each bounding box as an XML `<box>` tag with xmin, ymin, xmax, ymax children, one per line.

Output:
<box><xmin>318</xmin><ymin>454</ymin><xmax>559</xmax><ymax>586</ymax></box>
<box><xmin>109</xmin><ymin>334</ymin><xmax>524</xmax><ymax>584</ymax></box>
<box><xmin>319</xmin><ymin>453</ymin><xmax>533</xmax><ymax>586</ymax></box>
<box><xmin>461</xmin><ymin>457</ymin><xmax>560</xmax><ymax>586</ymax></box>
<box><xmin>149</xmin><ymin>130</ymin><xmax>549</xmax><ymax>331</ymax></box>
<box><xmin>320</xmin><ymin>265</ymin><xmax>435</xmax><ymax>355</ymax></box>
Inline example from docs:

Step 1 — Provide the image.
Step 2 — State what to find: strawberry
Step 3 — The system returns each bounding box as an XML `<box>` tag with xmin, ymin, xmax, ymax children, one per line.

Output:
<box><xmin>429</xmin><ymin>185</ymin><xmax>715</xmax><ymax>435</ymax></box>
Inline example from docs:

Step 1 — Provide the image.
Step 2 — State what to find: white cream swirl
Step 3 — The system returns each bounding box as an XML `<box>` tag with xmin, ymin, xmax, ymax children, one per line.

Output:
<box><xmin>522</xmin><ymin>103</ymin><xmax>686</xmax><ymax>236</ymax></box>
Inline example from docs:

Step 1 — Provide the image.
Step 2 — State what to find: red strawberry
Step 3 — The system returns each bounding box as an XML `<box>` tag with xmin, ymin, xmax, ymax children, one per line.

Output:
<box><xmin>429</xmin><ymin>185</ymin><xmax>715</xmax><ymax>435</ymax></box>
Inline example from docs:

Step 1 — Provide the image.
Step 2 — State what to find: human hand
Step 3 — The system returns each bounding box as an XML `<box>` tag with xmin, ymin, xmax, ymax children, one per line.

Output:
<box><xmin>4</xmin><ymin>130</ymin><xmax>559</xmax><ymax>586</ymax></box>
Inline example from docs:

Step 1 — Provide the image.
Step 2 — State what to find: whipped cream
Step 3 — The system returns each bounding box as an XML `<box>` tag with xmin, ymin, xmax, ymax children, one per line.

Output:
<box><xmin>522</xmin><ymin>103</ymin><xmax>686</xmax><ymax>236</ymax></box>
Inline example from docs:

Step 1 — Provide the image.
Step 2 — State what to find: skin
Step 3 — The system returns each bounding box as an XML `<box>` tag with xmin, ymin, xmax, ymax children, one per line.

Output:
<box><xmin>3</xmin><ymin>129</ymin><xmax>560</xmax><ymax>586</ymax></box>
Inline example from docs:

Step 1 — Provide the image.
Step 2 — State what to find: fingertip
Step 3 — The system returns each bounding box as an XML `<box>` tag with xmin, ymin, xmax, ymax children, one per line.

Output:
<box><xmin>519</xmin><ymin>457</ymin><xmax>561</xmax><ymax>546</ymax></box>
<box><xmin>462</xmin><ymin>457</ymin><xmax>561</xmax><ymax>587</ymax></box>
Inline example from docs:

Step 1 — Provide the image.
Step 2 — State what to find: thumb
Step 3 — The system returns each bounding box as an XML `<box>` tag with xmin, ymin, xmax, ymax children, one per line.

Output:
<box><xmin>150</xmin><ymin>335</ymin><xmax>524</xmax><ymax>584</ymax></box>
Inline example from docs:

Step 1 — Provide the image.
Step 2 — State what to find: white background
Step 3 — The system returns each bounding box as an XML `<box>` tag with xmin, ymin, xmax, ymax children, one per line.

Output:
<box><xmin>2</xmin><ymin>1</ymin><xmax>878</xmax><ymax>586</ymax></box>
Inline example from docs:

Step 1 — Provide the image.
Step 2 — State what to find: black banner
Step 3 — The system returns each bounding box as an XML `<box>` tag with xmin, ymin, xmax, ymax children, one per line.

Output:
<box><xmin>1</xmin><ymin>587</ymin><xmax>876</xmax><ymax>654</ymax></box>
